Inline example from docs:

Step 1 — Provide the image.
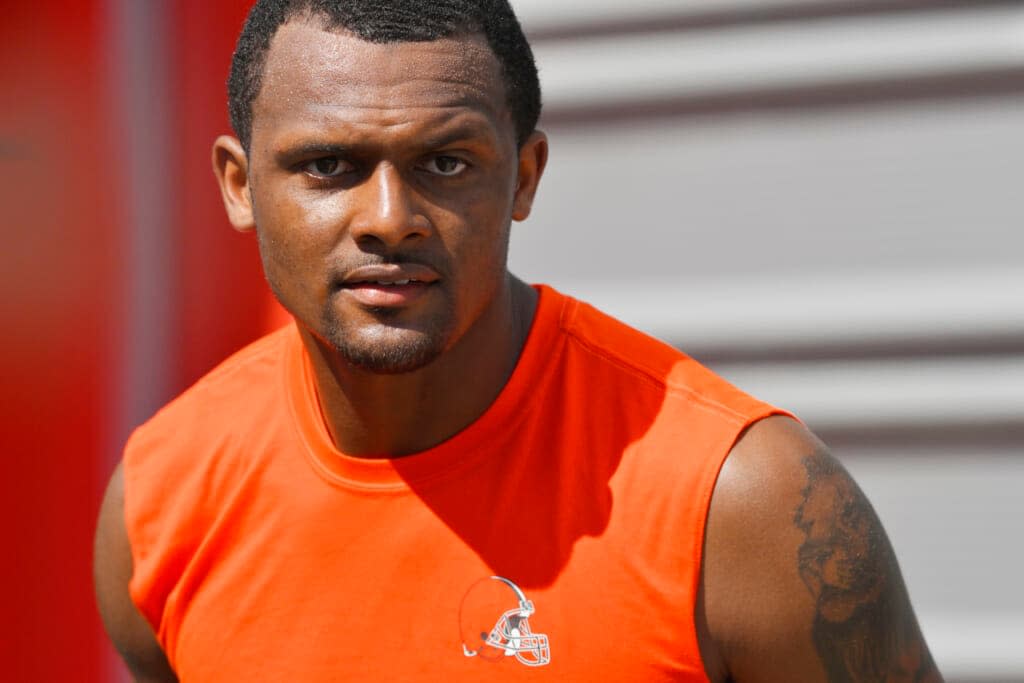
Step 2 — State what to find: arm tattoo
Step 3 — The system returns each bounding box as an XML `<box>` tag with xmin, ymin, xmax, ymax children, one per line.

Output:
<box><xmin>794</xmin><ymin>450</ymin><xmax>942</xmax><ymax>683</ymax></box>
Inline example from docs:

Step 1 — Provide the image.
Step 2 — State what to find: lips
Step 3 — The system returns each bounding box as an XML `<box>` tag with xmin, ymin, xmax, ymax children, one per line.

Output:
<box><xmin>340</xmin><ymin>263</ymin><xmax>440</xmax><ymax>286</ymax></box>
<box><xmin>338</xmin><ymin>263</ymin><xmax>440</xmax><ymax>308</ymax></box>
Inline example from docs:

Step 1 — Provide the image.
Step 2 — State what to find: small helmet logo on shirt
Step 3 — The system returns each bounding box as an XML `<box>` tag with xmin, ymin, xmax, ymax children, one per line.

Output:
<box><xmin>459</xmin><ymin>576</ymin><xmax>550</xmax><ymax>667</ymax></box>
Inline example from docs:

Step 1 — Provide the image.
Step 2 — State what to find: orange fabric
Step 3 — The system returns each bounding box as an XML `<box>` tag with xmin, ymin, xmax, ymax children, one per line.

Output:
<box><xmin>124</xmin><ymin>285</ymin><xmax>787</xmax><ymax>681</ymax></box>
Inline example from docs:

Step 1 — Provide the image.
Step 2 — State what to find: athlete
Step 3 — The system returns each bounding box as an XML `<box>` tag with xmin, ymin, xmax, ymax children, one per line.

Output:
<box><xmin>94</xmin><ymin>1</ymin><xmax>943</xmax><ymax>681</ymax></box>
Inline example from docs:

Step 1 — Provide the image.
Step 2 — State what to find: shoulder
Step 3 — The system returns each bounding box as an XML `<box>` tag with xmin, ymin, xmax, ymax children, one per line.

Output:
<box><xmin>122</xmin><ymin>322</ymin><xmax>296</xmax><ymax>521</ymax></box>
<box><xmin>127</xmin><ymin>324</ymin><xmax>293</xmax><ymax>460</ymax></box>
<box><xmin>557</xmin><ymin>293</ymin><xmax>686</xmax><ymax>378</ymax></box>
<box><xmin>699</xmin><ymin>416</ymin><xmax>942</xmax><ymax>683</ymax></box>
<box><xmin>147</xmin><ymin>324</ymin><xmax>293</xmax><ymax>422</ymax></box>
<box><xmin>558</xmin><ymin>293</ymin><xmax>771</xmax><ymax>421</ymax></box>
<box><xmin>116</xmin><ymin>326</ymin><xmax>297</xmax><ymax>650</ymax></box>
<box><xmin>551</xmin><ymin>290</ymin><xmax>788</xmax><ymax>509</ymax></box>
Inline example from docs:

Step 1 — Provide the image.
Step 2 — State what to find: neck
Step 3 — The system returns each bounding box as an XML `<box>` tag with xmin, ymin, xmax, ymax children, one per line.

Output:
<box><xmin>299</xmin><ymin>275</ymin><xmax>538</xmax><ymax>457</ymax></box>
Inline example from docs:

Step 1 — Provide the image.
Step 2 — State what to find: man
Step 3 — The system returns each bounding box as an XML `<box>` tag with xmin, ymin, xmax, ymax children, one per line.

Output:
<box><xmin>94</xmin><ymin>1</ymin><xmax>943</xmax><ymax>681</ymax></box>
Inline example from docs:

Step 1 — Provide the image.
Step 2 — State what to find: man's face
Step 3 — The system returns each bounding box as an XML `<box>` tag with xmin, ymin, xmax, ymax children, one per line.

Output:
<box><xmin>242</xmin><ymin>18</ymin><xmax>536</xmax><ymax>373</ymax></box>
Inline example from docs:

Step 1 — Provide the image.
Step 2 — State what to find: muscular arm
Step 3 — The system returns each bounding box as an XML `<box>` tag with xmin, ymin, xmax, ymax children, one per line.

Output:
<box><xmin>698</xmin><ymin>417</ymin><xmax>942</xmax><ymax>683</ymax></box>
<box><xmin>93</xmin><ymin>463</ymin><xmax>179</xmax><ymax>683</ymax></box>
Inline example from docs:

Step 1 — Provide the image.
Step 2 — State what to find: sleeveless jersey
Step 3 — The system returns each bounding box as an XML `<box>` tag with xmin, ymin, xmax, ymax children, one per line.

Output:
<box><xmin>124</xmin><ymin>285</ymin><xmax>786</xmax><ymax>681</ymax></box>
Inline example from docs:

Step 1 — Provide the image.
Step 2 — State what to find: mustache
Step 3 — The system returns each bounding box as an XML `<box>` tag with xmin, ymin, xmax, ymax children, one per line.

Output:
<box><xmin>329</xmin><ymin>252</ymin><xmax>449</xmax><ymax>280</ymax></box>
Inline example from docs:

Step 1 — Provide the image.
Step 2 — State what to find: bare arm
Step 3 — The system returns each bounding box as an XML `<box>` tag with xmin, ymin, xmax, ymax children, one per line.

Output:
<box><xmin>699</xmin><ymin>416</ymin><xmax>942</xmax><ymax>683</ymax></box>
<box><xmin>94</xmin><ymin>462</ymin><xmax>179</xmax><ymax>683</ymax></box>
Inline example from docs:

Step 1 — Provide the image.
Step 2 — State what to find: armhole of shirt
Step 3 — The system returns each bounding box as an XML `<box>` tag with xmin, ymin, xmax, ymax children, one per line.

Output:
<box><xmin>685</xmin><ymin>406</ymin><xmax>796</xmax><ymax>681</ymax></box>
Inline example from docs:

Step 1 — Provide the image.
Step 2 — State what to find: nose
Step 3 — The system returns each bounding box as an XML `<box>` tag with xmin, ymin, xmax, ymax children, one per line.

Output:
<box><xmin>347</xmin><ymin>163</ymin><xmax>431</xmax><ymax>248</ymax></box>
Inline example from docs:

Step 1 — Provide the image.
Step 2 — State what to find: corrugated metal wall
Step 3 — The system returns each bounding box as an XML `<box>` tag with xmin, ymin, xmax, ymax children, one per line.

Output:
<box><xmin>510</xmin><ymin>2</ymin><xmax>1024</xmax><ymax>681</ymax></box>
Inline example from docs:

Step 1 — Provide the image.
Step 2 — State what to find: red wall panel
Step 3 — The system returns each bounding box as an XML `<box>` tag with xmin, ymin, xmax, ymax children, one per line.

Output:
<box><xmin>1</xmin><ymin>1</ymin><xmax>119</xmax><ymax>679</ymax></box>
<box><xmin>168</xmin><ymin>0</ymin><xmax>273</xmax><ymax>394</ymax></box>
<box><xmin>2</xmin><ymin>1</ymin><xmax>281</xmax><ymax>678</ymax></box>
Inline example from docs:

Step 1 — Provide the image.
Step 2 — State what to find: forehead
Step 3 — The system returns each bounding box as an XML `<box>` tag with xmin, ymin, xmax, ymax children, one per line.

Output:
<box><xmin>252</xmin><ymin>17</ymin><xmax>511</xmax><ymax>144</ymax></box>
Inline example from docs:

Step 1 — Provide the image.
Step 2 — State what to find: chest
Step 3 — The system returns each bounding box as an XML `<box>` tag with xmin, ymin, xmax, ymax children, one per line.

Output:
<box><xmin>165</xmin><ymin>477</ymin><xmax>709</xmax><ymax>682</ymax></box>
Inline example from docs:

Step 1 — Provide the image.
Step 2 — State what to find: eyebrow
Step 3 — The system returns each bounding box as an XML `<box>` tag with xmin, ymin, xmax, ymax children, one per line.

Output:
<box><xmin>274</xmin><ymin>143</ymin><xmax>352</xmax><ymax>163</ymax></box>
<box><xmin>417</xmin><ymin>119</ymin><xmax>499</xmax><ymax>149</ymax></box>
<box><xmin>273</xmin><ymin>117</ymin><xmax>502</xmax><ymax>164</ymax></box>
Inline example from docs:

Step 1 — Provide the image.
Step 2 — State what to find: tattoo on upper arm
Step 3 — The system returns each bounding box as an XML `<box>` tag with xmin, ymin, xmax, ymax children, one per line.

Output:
<box><xmin>793</xmin><ymin>450</ymin><xmax>942</xmax><ymax>683</ymax></box>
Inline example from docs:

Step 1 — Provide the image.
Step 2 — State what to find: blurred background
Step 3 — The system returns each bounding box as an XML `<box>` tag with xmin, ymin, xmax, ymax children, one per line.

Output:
<box><xmin>2</xmin><ymin>1</ymin><xmax>1021</xmax><ymax>681</ymax></box>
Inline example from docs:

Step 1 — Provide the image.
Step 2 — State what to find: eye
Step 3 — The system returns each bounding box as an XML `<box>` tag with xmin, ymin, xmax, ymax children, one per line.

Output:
<box><xmin>421</xmin><ymin>155</ymin><xmax>467</xmax><ymax>177</ymax></box>
<box><xmin>303</xmin><ymin>157</ymin><xmax>353</xmax><ymax>178</ymax></box>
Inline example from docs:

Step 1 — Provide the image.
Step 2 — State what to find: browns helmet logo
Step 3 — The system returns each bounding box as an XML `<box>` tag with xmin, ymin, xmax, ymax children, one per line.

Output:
<box><xmin>458</xmin><ymin>576</ymin><xmax>550</xmax><ymax>667</ymax></box>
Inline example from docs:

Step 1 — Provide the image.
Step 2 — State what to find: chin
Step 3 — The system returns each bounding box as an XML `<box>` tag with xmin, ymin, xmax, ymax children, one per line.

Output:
<box><xmin>313</xmin><ymin>292</ymin><xmax>462</xmax><ymax>374</ymax></box>
<box><xmin>337</xmin><ymin>339</ymin><xmax>444</xmax><ymax>374</ymax></box>
<box><xmin>324</xmin><ymin>323</ymin><xmax>451</xmax><ymax>375</ymax></box>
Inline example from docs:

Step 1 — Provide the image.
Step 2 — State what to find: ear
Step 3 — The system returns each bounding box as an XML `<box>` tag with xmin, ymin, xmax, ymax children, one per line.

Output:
<box><xmin>212</xmin><ymin>135</ymin><xmax>255</xmax><ymax>232</ymax></box>
<box><xmin>511</xmin><ymin>131</ymin><xmax>548</xmax><ymax>222</ymax></box>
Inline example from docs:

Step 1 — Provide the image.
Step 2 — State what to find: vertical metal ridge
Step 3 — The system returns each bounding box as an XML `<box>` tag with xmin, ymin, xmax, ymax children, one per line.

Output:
<box><xmin>102</xmin><ymin>0</ymin><xmax>173</xmax><ymax>676</ymax></box>
<box><xmin>108</xmin><ymin>0</ymin><xmax>175</xmax><ymax>439</ymax></box>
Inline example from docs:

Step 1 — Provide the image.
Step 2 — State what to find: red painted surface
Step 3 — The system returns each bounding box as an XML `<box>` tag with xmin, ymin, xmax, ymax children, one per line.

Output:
<box><xmin>1</xmin><ymin>1</ymin><xmax>277</xmax><ymax>678</ymax></box>
<box><xmin>1</xmin><ymin>2</ymin><xmax>119</xmax><ymax>679</ymax></box>
<box><xmin>168</xmin><ymin>0</ymin><xmax>273</xmax><ymax>394</ymax></box>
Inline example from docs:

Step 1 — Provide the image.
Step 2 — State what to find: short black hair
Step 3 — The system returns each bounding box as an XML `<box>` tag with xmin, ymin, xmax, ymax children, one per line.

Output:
<box><xmin>228</xmin><ymin>0</ymin><xmax>541</xmax><ymax>151</ymax></box>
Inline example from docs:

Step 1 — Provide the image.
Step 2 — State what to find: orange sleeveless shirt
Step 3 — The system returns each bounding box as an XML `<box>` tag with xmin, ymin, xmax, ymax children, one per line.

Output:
<box><xmin>124</xmin><ymin>285</ymin><xmax>785</xmax><ymax>681</ymax></box>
